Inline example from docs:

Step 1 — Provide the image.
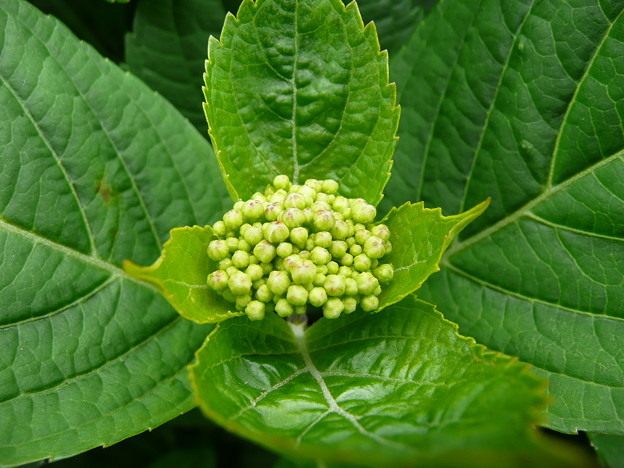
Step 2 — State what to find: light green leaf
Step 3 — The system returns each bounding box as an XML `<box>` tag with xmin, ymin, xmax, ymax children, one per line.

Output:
<box><xmin>204</xmin><ymin>0</ymin><xmax>399</xmax><ymax>204</ymax></box>
<box><xmin>0</xmin><ymin>0</ymin><xmax>229</xmax><ymax>464</ymax></box>
<box><xmin>191</xmin><ymin>296</ymin><xmax>584</xmax><ymax>467</ymax></box>
<box><xmin>124</xmin><ymin>226</ymin><xmax>242</xmax><ymax>323</ymax></box>
<box><xmin>589</xmin><ymin>433</ymin><xmax>624</xmax><ymax>468</ymax></box>
<box><xmin>378</xmin><ymin>199</ymin><xmax>489</xmax><ymax>309</ymax></box>
<box><xmin>390</xmin><ymin>0</ymin><xmax>624</xmax><ymax>434</ymax></box>
<box><xmin>125</xmin><ymin>0</ymin><xmax>236</xmax><ymax>132</ymax></box>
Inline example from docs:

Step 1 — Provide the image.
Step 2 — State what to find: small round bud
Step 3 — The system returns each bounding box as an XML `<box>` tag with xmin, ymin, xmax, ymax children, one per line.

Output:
<box><xmin>313</xmin><ymin>210</ymin><xmax>335</xmax><ymax>231</ymax></box>
<box><xmin>222</xmin><ymin>288</ymin><xmax>236</xmax><ymax>303</ymax></box>
<box><xmin>267</xmin><ymin>270</ymin><xmax>291</xmax><ymax>296</ymax></box>
<box><xmin>331</xmin><ymin>220</ymin><xmax>350</xmax><ymax>239</ymax></box>
<box><xmin>275</xmin><ymin>298</ymin><xmax>294</xmax><ymax>317</ymax></box>
<box><xmin>321</xmin><ymin>179</ymin><xmax>339</xmax><ymax>194</ymax></box>
<box><xmin>241</xmin><ymin>200</ymin><xmax>265</xmax><ymax>220</ymax></box>
<box><xmin>219</xmin><ymin>258</ymin><xmax>233</xmax><ymax>270</ymax></box>
<box><xmin>323</xmin><ymin>298</ymin><xmax>343</xmax><ymax>319</ymax></box>
<box><xmin>374</xmin><ymin>264</ymin><xmax>394</xmax><ymax>283</ymax></box>
<box><xmin>314</xmin><ymin>272</ymin><xmax>327</xmax><ymax>286</ymax></box>
<box><xmin>232</xmin><ymin>250</ymin><xmax>250</xmax><ymax>269</ymax></box>
<box><xmin>350</xmin><ymin>244</ymin><xmax>363</xmax><ymax>256</ymax></box>
<box><xmin>253</xmin><ymin>240</ymin><xmax>276</xmax><ymax>263</ymax></box>
<box><xmin>339</xmin><ymin>253</ymin><xmax>354</xmax><ymax>267</ymax></box>
<box><xmin>281</xmin><ymin>208</ymin><xmax>307</xmax><ymax>228</ymax></box>
<box><xmin>364</xmin><ymin>236</ymin><xmax>386</xmax><ymax>259</ymax></box>
<box><xmin>384</xmin><ymin>241</ymin><xmax>393</xmax><ymax>255</ymax></box>
<box><xmin>256</xmin><ymin>284</ymin><xmax>273</xmax><ymax>302</ymax></box>
<box><xmin>287</xmin><ymin>285</ymin><xmax>308</xmax><ymax>306</ymax></box>
<box><xmin>303</xmin><ymin>208</ymin><xmax>314</xmax><ymax>223</ymax></box>
<box><xmin>273</xmin><ymin>175</ymin><xmax>291</xmax><ymax>190</ymax></box>
<box><xmin>343</xmin><ymin>297</ymin><xmax>357</xmax><ymax>314</ymax></box>
<box><xmin>311</xmin><ymin>201</ymin><xmax>331</xmax><ymax>212</ymax></box>
<box><xmin>308</xmin><ymin>287</ymin><xmax>328</xmax><ymax>307</ymax></box>
<box><xmin>269</xmin><ymin>189</ymin><xmax>287</xmax><ymax>203</ymax></box>
<box><xmin>265</xmin><ymin>202</ymin><xmax>284</xmax><ymax>221</ymax></box>
<box><xmin>316</xmin><ymin>192</ymin><xmax>330</xmax><ymax>203</ymax></box>
<box><xmin>315</xmin><ymin>231</ymin><xmax>332</xmax><ymax>248</ymax></box>
<box><xmin>305</xmin><ymin>179</ymin><xmax>322</xmax><ymax>191</ymax></box>
<box><xmin>338</xmin><ymin>266</ymin><xmax>353</xmax><ymax>278</ymax></box>
<box><xmin>290</xmin><ymin>260</ymin><xmax>316</xmax><ymax>285</ymax></box>
<box><xmin>355</xmin><ymin>229</ymin><xmax>371</xmax><ymax>245</ymax></box>
<box><xmin>371</xmin><ymin>224</ymin><xmax>390</xmax><ymax>241</ymax></box>
<box><xmin>345</xmin><ymin>236</ymin><xmax>356</xmax><ymax>247</ymax></box>
<box><xmin>356</xmin><ymin>272</ymin><xmax>379</xmax><ymax>296</ymax></box>
<box><xmin>248</xmin><ymin>255</ymin><xmax>259</xmax><ymax>264</ymax></box>
<box><xmin>245</xmin><ymin>264</ymin><xmax>264</xmax><ymax>281</ymax></box>
<box><xmin>226</xmin><ymin>237</ymin><xmax>239</xmax><ymax>252</ymax></box>
<box><xmin>299</xmin><ymin>250</ymin><xmax>311</xmax><ymax>259</ymax></box>
<box><xmin>327</xmin><ymin>261</ymin><xmax>339</xmax><ymax>274</ymax></box>
<box><xmin>345</xmin><ymin>278</ymin><xmax>358</xmax><ymax>295</ymax></box>
<box><xmin>284</xmin><ymin>193</ymin><xmax>307</xmax><ymax>209</ymax></box>
<box><xmin>298</xmin><ymin>185</ymin><xmax>317</xmax><ymax>200</ymax></box>
<box><xmin>223</xmin><ymin>209</ymin><xmax>244</xmax><ymax>230</ymax></box>
<box><xmin>303</xmin><ymin>237</ymin><xmax>314</xmax><ymax>252</ymax></box>
<box><xmin>251</xmin><ymin>192</ymin><xmax>267</xmax><ymax>202</ymax></box>
<box><xmin>332</xmin><ymin>196</ymin><xmax>350</xmax><ymax>213</ymax></box>
<box><xmin>207</xmin><ymin>240</ymin><xmax>229</xmax><ymax>261</ymax></box>
<box><xmin>352</xmin><ymin>201</ymin><xmax>376</xmax><ymax>224</ymax></box>
<box><xmin>238</xmin><ymin>239</ymin><xmax>251</xmax><ymax>252</ymax></box>
<box><xmin>311</xmin><ymin>246</ymin><xmax>331</xmax><ymax>265</ymax></box>
<box><xmin>361</xmin><ymin>295</ymin><xmax>379</xmax><ymax>312</ymax></box>
<box><xmin>243</xmin><ymin>226</ymin><xmax>263</xmax><ymax>245</ymax></box>
<box><xmin>260</xmin><ymin>262</ymin><xmax>273</xmax><ymax>275</ymax></box>
<box><xmin>246</xmin><ymin>301</ymin><xmax>266</xmax><ymax>320</ymax></box>
<box><xmin>228</xmin><ymin>271</ymin><xmax>252</xmax><ymax>295</ymax></box>
<box><xmin>266</xmin><ymin>222</ymin><xmax>290</xmax><ymax>243</ymax></box>
<box><xmin>236</xmin><ymin>294</ymin><xmax>252</xmax><ymax>310</ymax></box>
<box><xmin>330</xmin><ymin>241</ymin><xmax>348</xmax><ymax>258</ymax></box>
<box><xmin>276</xmin><ymin>242</ymin><xmax>294</xmax><ymax>258</ymax></box>
<box><xmin>207</xmin><ymin>270</ymin><xmax>229</xmax><ymax>291</ymax></box>
<box><xmin>253</xmin><ymin>278</ymin><xmax>266</xmax><ymax>290</ymax></box>
<box><xmin>290</xmin><ymin>226</ymin><xmax>309</xmax><ymax>248</ymax></box>
<box><xmin>213</xmin><ymin>221</ymin><xmax>227</xmax><ymax>237</ymax></box>
<box><xmin>324</xmin><ymin>275</ymin><xmax>346</xmax><ymax>296</ymax></box>
<box><xmin>354</xmin><ymin>254</ymin><xmax>371</xmax><ymax>272</ymax></box>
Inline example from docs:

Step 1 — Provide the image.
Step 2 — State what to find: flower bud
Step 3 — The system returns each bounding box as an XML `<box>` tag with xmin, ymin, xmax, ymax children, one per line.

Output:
<box><xmin>313</xmin><ymin>210</ymin><xmax>335</xmax><ymax>231</ymax></box>
<box><xmin>265</xmin><ymin>202</ymin><xmax>284</xmax><ymax>221</ymax></box>
<box><xmin>355</xmin><ymin>229</ymin><xmax>371</xmax><ymax>245</ymax></box>
<box><xmin>248</xmin><ymin>255</ymin><xmax>259</xmax><ymax>264</ymax></box>
<box><xmin>344</xmin><ymin>278</ymin><xmax>358</xmax><ymax>295</ymax></box>
<box><xmin>371</xmin><ymin>224</ymin><xmax>390</xmax><ymax>241</ymax></box>
<box><xmin>284</xmin><ymin>193</ymin><xmax>307</xmax><ymax>209</ymax></box>
<box><xmin>315</xmin><ymin>192</ymin><xmax>330</xmax><ymax>203</ymax></box>
<box><xmin>361</xmin><ymin>295</ymin><xmax>379</xmax><ymax>312</ymax></box>
<box><xmin>332</xmin><ymin>196</ymin><xmax>350</xmax><ymax>213</ymax></box>
<box><xmin>228</xmin><ymin>271</ymin><xmax>252</xmax><ymax>295</ymax></box>
<box><xmin>321</xmin><ymin>179</ymin><xmax>339</xmax><ymax>195</ymax></box>
<box><xmin>245</xmin><ymin>264</ymin><xmax>264</xmax><ymax>281</ymax></box>
<box><xmin>298</xmin><ymin>185</ymin><xmax>317</xmax><ymax>200</ymax></box>
<box><xmin>338</xmin><ymin>266</ymin><xmax>353</xmax><ymax>278</ymax></box>
<box><xmin>287</xmin><ymin>285</ymin><xmax>308</xmax><ymax>306</ymax></box>
<box><xmin>260</xmin><ymin>262</ymin><xmax>273</xmax><ymax>275</ymax></box>
<box><xmin>251</xmin><ymin>192</ymin><xmax>267</xmax><ymax>202</ymax></box>
<box><xmin>314</xmin><ymin>273</ymin><xmax>327</xmax><ymax>286</ymax></box>
<box><xmin>269</xmin><ymin>189</ymin><xmax>287</xmax><ymax>203</ymax></box>
<box><xmin>339</xmin><ymin>253</ymin><xmax>353</xmax><ymax>267</ymax></box>
<box><xmin>281</xmin><ymin>208</ymin><xmax>307</xmax><ymax>228</ymax></box>
<box><xmin>354</xmin><ymin>254</ymin><xmax>371</xmax><ymax>272</ymax></box>
<box><xmin>308</xmin><ymin>287</ymin><xmax>328</xmax><ymax>307</ymax></box>
<box><xmin>232</xmin><ymin>250</ymin><xmax>250</xmax><ymax>269</ymax></box>
<box><xmin>246</xmin><ymin>300</ymin><xmax>266</xmax><ymax>320</ymax></box>
<box><xmin>330</xmin><ymin>241</ymin><xmax>348</xmax><ymax>258</ymax></box>
<box><xmin>207</xmin><ymin>270</ymin><xmax>229</xmax><ymax>291</ymax></box>
<box><xmin>305</xmin><ymin>237</ymin><xmax>316</xmax><ymax>251</ymax></box>
<box><xmin>324</xmin><ymin>274</ymin><xmax>346</xmax><ymax>296</ymax></box>
<box><xmin>356</xmin><ymin>272</ymin><xmax>379</xmax><ymax>296</ymax></box>
<box><xmin>253</xmin><ymin>240</ymin><xmax>276</xmax><ymax>263</ymax></box>
<box><xmin>311</xmin><ymin>246</ymin><xmax>331</xmax><ymax>265</ymax></box>
<box><xmin>303</xmin><ymin>208</ymin><xmax>314</xmax><ymax>223</ymax></box>
<box><xmin>290</xmin><ymin>226</ymin><xmax>309</xmax><ymax>248</ymax></box>
<box><xmin>256</xmin><ymin>284</ymin><xmax>273</xmax><ymax>302</ymax></box>
<box><xmin>273</xmin><ymin>174</ymin><xmax>291</xmax><ymax>190</ymax></box>
<box><xmin>290</xmin><ymin>260</ymin><xmax>316</xmax><ymax>285</ymax></box>
<box><xmin>315</xmin><ymin>231</ymin><xmax>332</xmax><ymax>248</ymax></box>
<box><xmin>238</xmin><ymin>239</ymin><xmax>251</xmax><ymax>252</ymax></box>
<box><xmin>352</xmin><ymin>202</ymin><xmax>376</xmax><ymax>224</ymax></box>
<box><xmin>305</xmin><ymin>178</ymin><xmax>322</xmax><ymax>191</ymax></box>
<box><xmin>323</xmin><ymin>298</ymin><xmax>343</xmax><ymax>319</ymax></box>
<box><xmin>343</xmin><ymin>297</ymin><xmax>357</xmax><ymax>314</ymax></box>
<box><xmin>349</xmin><ymin>244</ymin><xmax>363</xmax><ymax>256</ymax></box>
<box><xmin>243</xmin><ymin>226</ymin><xmax>263</xmax><ymax>245</ymax></box>
<box><xmin>207</xmin><ymin>239</ymin><xmax>229</xmax><ymax>261</ymax></box>
<box><xmin>374</xmin><ymin>264</ymin><xmax>394</xmax><ymax>283</ymax></box>
<box><xmin>219</xmin><ymin>258</ymin><xmax>233</xmax><ymax>270</ymax></box>
<box><xmin>276</xmin><ymin>242</ymin><xmax>293</xmax><ymax>258</ymax></box>
<box><xmin>267</xmin><ymin>270</ymin><xmax>291</xmax><ymax>296</ymax></box>
<box><xmin>236</xmin><ymin>294</ymin><xmax>252</xmax><ymax>310</ymax></box>
<box><xmin>364</xmin><ymin>236</ymin><xmax>386</xmax><ymax>259</ymax></box>
<box><xmin>384</xmin><ymin>241</ymin><xmax>393</xmax><ymax>255</ymax></box>
<box><xmin>266</xmin><ymin>222</ymin><xmax>290</xmax><ymax>243</ymax></box>
<box><xmin>331</xmin><ymin>220</ymin><xmax>349</xmax><ymax>239</ymax></box>
<box><xmin>311</xmin><ymin>201</ymin><xmax>331</xmax><ymax>212</ymax></box>
<box><xmin>327</xmin><ymin>261</ymin><xmax>339</xmax><ymax>275</ymax></box>
<box><xmin>223</xmin><ymin>209</ymin><xmax>245</xmax><ymax>230</ymax></box>
<box><xmin>233</xmin><ymin>201</ymin><xmax>244</xmax><ymax>210</ymax></box>
<box><xmin>275</xmin><ymin>298</ymin><xmax>294</xmax><ymax>317</ymax></box>
<box><xmin>226</xmin><ymin>237</ymin><xmax>239</xmax><ymax>252</ymax></box>
<box><xmin>212</xmin><ymin>221</ymin><xmax>227</xmax><ymax>237</ymax></box>
<box><xmin>241</xmin><ymin>199</ymin><xmax>265</xmax><ymax>220</ymax></box>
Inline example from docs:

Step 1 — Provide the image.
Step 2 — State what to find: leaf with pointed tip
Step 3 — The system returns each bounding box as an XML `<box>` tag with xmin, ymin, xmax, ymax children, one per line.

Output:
<box><xmin>124</xmin><ymin>226</ymin><xmax>242</xmax><ymax>323</ymax></box>
<box><xmin>0</xmin><ymin>0</ymin><xmax>229</xmax><ymax>464</ymax></box>
<box><xmin>191</xmin><ymin>296</ymin><xmax>585</xmax><ymax>467</ymax></box>
<box><xmin>204</xmin><ymin>0</ymin><xmax>399</xmax><ymax>204</ymax></box>
<box><xmin>389</xmin><ymin>0</ymin><xmax>624</xmax><ymax>434</ymax></box>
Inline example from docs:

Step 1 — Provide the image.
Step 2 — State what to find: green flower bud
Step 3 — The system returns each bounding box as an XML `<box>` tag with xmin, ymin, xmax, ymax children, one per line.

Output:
<box><xmin>308</xmin><ymin>287</ymin><xmax>328</xmax><ymax>307</ymax></box>
<box><xmin>371</xmin><ymin>224</ymin><xmax>390</xmax><ymax>241</ymax></box>
<box><xmin>232</xmin><ymin>250</ymin><xmax>250</xmax><ymax>269</ymax></box>
<box><xmin>331</xmin><ymin>220</ymin><xmax>349</xmax><ymax>239</ymax></box>
<box><xmin>290</xmin><ymin>226</ymin><xmax>309</xmax><ymax>248</ymax></box>
<box><xmin>283</xmin><ymin>254</ymin><xmax>302</xmax><ymax>272</ymax></box>
<box><xmin>260</xmin><ymin>262</ymin><xmax>273</xmax><ymax>275</ymax></box>
<box><xmin>227</xmin><ymin>266</ymin><xmax>240</xmax><ymax>277</ymax></box>
<box><xmin>303</xmin><ymin>236</ymin><xmax>315</xmax><ymax>252</ymax></box>
<box><xmin>361</xmin><ymin>295</ymin><xmax>379</xmax><ymax>312</ymax></box>
<box><xmin>290</xmin><ymin>260</ymin><xmax>316</xmax><ymax>285</ymax></box>
<box><xmin>218</xmin><ymin>258</ymin><xmax>233</xmax><ymax>270</ymax></box>
<box><xmin>298</xmin><ymin>185</ymin><xmax>317</xmax><ymax>200</ymax></box>
<box><xmin>243</xmin><ymin>226</ymin><xmax>263</xmax><ymax>245</ymax></box>
<box><xmin>246</xmin><ymin>300</ymin><xmax>266</xmax><ymax>321</ymax></box>
<box><xmin>316</xmin><ymin>192</ymin><xmax>330</xmax><ymax>203</ymax></box>
<box><xmin>352</xmin><ymin>201</ymin><xmax>376</xmax><ymax>224</ymax></box>
<box><xmin>316</xmin><ymin>264</ymin><xmax>328</xmax><ymax>275</ymax></box>
<box><xmin>350</xmin><ymin>244</ymin><xmax>363</xmax><ymax>256</ymax></box>
<box><xmin>237</xmin><ymin>239</ymin><xmax>251</xmax><ymax>252</ymax></box>
<box><xmin>253</xmin><ymin>278</ymin><xmax>266</xmax><ymax>290</ymax></box>
<box><xmin>354</xmin><ymin>254</ymin><xmax>371</xmax><ymax>272</ymax></box>
<box><xmin>267</xmin><ymin>270</ymin><xmax>291</xmax><ymax>296</ymax></box>
<box><xmin>265</xmin><ymin>202</ymin><xmax>284</xmax><ymax>221</ymax></box>
<box><xmin>245</xmin><ymin>264</ymin><xmax>264</xmax><ymax>281</ymax></box>
<box><xmin>281</xmin><ymin>208</ymin><xmax>307</xmax><ymax>228</ymax></box>
<box><xmin>315</xmin><ymin>231</ymin><xmax>332</xmax><ymax>248</ymax></box>
<box><xmin>355</xmin><ymin>229</ymin><xmax>371</xmax><ymax>245</ymax></box>
<box><xmin>226</xmin><ymin>237</ymin><xmax>239</xmax><ymax>252</ymax></box>
<box><xmin>339</xmin><ymin>253</ymin><xmax>354</xmax><ymax>267</ymax></box>
<box><xmin>345</xmin><ymin>278</ymin><xmax>358</xmax><ymax>295</ymax></box>
<box><xmin>266</xmin><ymin>221</ymin><xmax>290</xmax><ymax>243</ymax></box>
<box><xmin>321</xmin><ymin>179</ymin><xmax>339</xmax><ymax>195</ymax></box>
<box><xmin>305</xmin><ymin>178</ymin><xmax>322</xmax><ymax>191</ymax></box>
<box><xmin>276</xmin><ymin>242</ymin><xmax>293</xmax><ymax>258</ymax></box>
<box><xmin>311</xmin><ymin>201</ymin><xmax>331</xmax><ymax>212</ymax></box>
<box><xmin>287</xmin><ymin>285</ymin><xmax>308</xmax><ymax>306</ymax></box>
<box><xmin>299</xmin><ymin>250</ymin><xmax>311</xmax><ymax>260</ymax></box>
<box><xmin>323</xmin><ymin>298</ymin><xmax>343</xmax><ymax>319</ymax></box>
<box><xmin>228</xmin><ymin>271</ymin><xmax>252</xmax><ymax>295</ymax></box>
<box><xmin>330</xmin><ymin>241</ymin><xmax>348</xmax><ymax>258</ymax></box>
<box><xmin>221</xmin><ymin>288</ymin><xmax>235</xmax><ymax>303</ymax></box>
<box><xmin>233</xmin><ymin>201</ymin><xmax>244</xmax><ymax>210</ymax></box>
<box><xmin>273</xmin><ymin>174</ymin><xmax>291</xmax><ymax>190</ymax></box>
<box><xmin>251</xmin><ymin>192</ymin><xmax>268</xmax><ymax>202</ymax></box>
<box><xmin>253</xmin><ymin>240</ymin><xmax>276</xmax><ymax>263</ymax></box>
<box><xmin>248</xmin><ymin>255</ymin><xmax>259</xmax><ymax>264</ymax></box>
<box><xmin>303</xmin><ymin>207</ymin><xmax>314</xmax><ymax>223</ymax></box>
<box><xmin>275</xmin><ymin>298</ymin><xmax>294</xmax><ymax>317</ymax></box>
<box><xmin>269</xmin><ymin>189</ymin><xmax>288</xmax><ymax>203</ymax></box>
<box><xmin>223</xmin><ymin>209</ymin><xmax>244</xmax><ymax>230</ymax></box>
<box><xmin>207</xmin><ymin>270</ymin><xmax>229</xmax><ymax>291</ymax></box>
<box><xmin>311</xmin><ymin>246</ymin><xmax>331</xmax><ymax>265</ymax></box>
<box><xmin>314</xmin><ymin>272</ymin><xmax>327</xmax><ymax>286</ymax></box>
<box><xmin>345</xmin><ymin>236</ymin><xmax>356</xmax><ymax>247</ymax></box>
<box><xmin>213</xmin><ymin>221</ymin><xmax>227</xmax><ymax>237</ymax></box>
<box><xmin>294</xmin><ymin>305</ymin><xmax>307</xmax><ymax>316</ymax></box>
<box><xmin>241</xmin><ymin>199</ymin><xmax>265</xmax><ymax>220</ymax></box>
<box><xmin>338</xmin><ymin>266</ymin><xmax>353</xmax><ymax>278</ymax></box>
<box><xmin>236</xmin><ymin>294</ymin><xmax>252</xmax><ymax>310</ymax></box>
<box><xmin>332</xmin><ymin>196</ymin><xmax>350</xmax><ymax>213</ymax></box>
<box><xmin>374</xmin><ymin>285</ymin><xmax>382</xmax><ymax>296</ymax></box>
<box><xmin>324</xmin><ymin>274</ymin><xmax>346</xmax><ymax>296</ymax></box>
<box><xmin>384</xmin><ymin>240</ymin><xmax>393</xmax><ymax>255</ymax></box>
<box><xmin>313</xmin><ymin>210</ymin><xmax>335</xmax><ymax>231</ymax></box>
<box><xmin>327</xmin><ymin>261</ymin><xmax>339</xmax><ymax>275</ymax></box>
<box><xmin>207</xmin><ymin>239</ymin><xmax>229</xmax><ymax>261</ymax></box>
<box><xmin>256</xmin><ymin>284</ymin><xmax>273</xmax><ymax>302</ymax></box>
<box><xmin>363</xmin><ymin>236</ymin><xmax>386</xmax><ymax>259</ymax></box>
<box><xmin>374</xmin><ymin>264</ymin><xmax>394</xmax><ymax>283</ymax></box>
<box><xmin>284</xmin><ymin>193</ymin><xmax>307</xmax><ymax>209</ymax></box>
<box><xmin>356</xmin><ymin>272</ymin><xmax>379</xmax><ymax>296</ymax></box>
<box><xmin>289</xmin><ymin>184</ymin><xmax>301</xmax><ymax>193</ymax></box>
<box><xmin>343</xmin><ymin>297</ymin><xmax>357</xmax><ymax>314</ymax></box>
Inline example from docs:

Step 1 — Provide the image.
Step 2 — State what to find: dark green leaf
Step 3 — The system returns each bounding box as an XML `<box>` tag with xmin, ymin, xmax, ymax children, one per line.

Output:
<box><xmin>589</xmin><ymin>433</ymin><xmax>624</xmax><ymax>468</ymax></box>
<box><xmin>0</xmin><ymin>0</ymin><xmax>229</xmax><ymax>463</ymax></box>
<box><xmin>205</xmin><ymin>0</ymin><xmax>399</xmax><ymax>204</ymax></box>
<box><xmin>390</xmin><ymin>0</ymin><xmax>624</xmax><ymax>434</ymax></box>
<box><xmin>191</xmin><ymin>296</ymin><xmax>583</xmax><ymax>467</ymax></box>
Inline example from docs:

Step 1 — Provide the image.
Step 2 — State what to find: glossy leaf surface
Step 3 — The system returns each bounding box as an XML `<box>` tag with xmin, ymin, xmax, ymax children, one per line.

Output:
<box><xmin>390</xmin><ymin>0</ymin><xmax>624</xmax><ymax>434</ymax></box>
<box><xmin>205</xmin><ymin>0</ymin><xmax>399</xmax><ymax>204</ymax></box>
<box><xmin>0</xmin><ymin>1</ymin><xmax>227</xmax><ymax>463</ymax></box>
<box><xmin>192</xmin><ymin>296</ymin><xmax>580</xmax><ymax>467</ymax></box>
<box><xmin>589</xmin><ymin>433</ymin><xmax>624</xmax><ymax>468</ymax></box>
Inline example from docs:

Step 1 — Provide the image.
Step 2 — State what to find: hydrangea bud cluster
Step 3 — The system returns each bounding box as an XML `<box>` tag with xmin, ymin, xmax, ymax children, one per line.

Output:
<box><xmin>206</xmin><ymin>175</ymin><xmax>393</xmax><ymax>321</ymax></box>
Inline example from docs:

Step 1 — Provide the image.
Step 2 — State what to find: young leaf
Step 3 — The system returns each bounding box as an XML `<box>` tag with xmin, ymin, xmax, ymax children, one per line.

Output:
<box><xmin>204</xmin><ymin>0</ymin><xmax>399</xmax><ymax>204</ymax></box>
<box><xmin>390</xmin><ymin>0</ymin><xmax>624</xmax><ymax>434</ymax></box>
<box><xmin>191</xmin><ymin>296</ymin><xmax>584</xmax><ymax>467</ymax></box>
<box><xmin>589</xmin><ymin>433</ymin><xmax>624</xmax><ymax>468</ymax></box>
<box><xmin>0</xmin><ymin>0</ymin><xmax>228</xmax><ymax>464</ymax></box>
<box><xmin>124</xmin><ymin>226</ymin><xmax>242</xmax><ymax>323</ymax></box>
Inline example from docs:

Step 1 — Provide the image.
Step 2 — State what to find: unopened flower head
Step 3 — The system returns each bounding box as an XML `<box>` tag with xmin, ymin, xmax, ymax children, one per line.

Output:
<box><xmin>206</xmin><ymin>175</ymin><xmax>393</xmax><ymax>320</ymax></box>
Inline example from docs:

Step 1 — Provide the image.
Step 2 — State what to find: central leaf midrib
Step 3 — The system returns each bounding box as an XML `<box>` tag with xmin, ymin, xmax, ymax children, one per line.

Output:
<box><xmin>291</xmin><ymin>0</ymin><xmax>301</xmax><ymax>184</ymax></box>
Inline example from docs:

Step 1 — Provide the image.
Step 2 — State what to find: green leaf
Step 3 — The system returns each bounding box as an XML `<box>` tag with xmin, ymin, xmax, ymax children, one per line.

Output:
<box><xmin>390</xmin><ymin>0</ymin><xmax>624</xmax><ymax>434</ymax></box>
<box><xmin>204</xmin><ymin>0</ymin><xmax>399</xmax><ymax>204</ymax></box>
<box><xmin>0</xmin><ymin>0</ymin><xmax>230</xmax><ymax>463</ymax></box>
<box><xmin>191</xmin><ymin>296</ymin><xmax>584</xmax><ymax>467</ymax></box>
<box><xmin>378</xmin><ymin>199</ymin><xmax>489</xmax><ymax>309</ymax></box>
<box><xmin>124</xmin><ymin>226</ymin><xmax>242</xmax><ymax>323</ymax></box>
<box><xmin>589</xmin><ymin>433</ymin><xmax>624</xmax><ymax>468</ymax></box>
<box><xmin>125</xmin><ymin>0</ymin><xmax>236</xmax><ymax>132</ymax></box>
